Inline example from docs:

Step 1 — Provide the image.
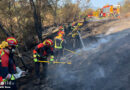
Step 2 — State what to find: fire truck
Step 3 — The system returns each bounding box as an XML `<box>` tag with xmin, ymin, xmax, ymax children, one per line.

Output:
<box><xmin>88</xmin><ymin>4</ymin><xmax>120</xmax><ymax>18</ymax></box>
<box><xmin>100</xmin><ymin>5</ymin><xmax>120</xmax><ymax>17</ymax></box>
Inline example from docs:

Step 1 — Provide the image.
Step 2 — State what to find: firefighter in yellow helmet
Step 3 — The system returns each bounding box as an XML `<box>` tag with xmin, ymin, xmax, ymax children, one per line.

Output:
<box><xmin>54</xmin><ymin>28</ymin><xmax>66</xmax><ymax>61</ymax></box>
<box><xmin>71</xmin><ymin>22</ymin><xmax>83</xmax><ymax>49</ymax></box>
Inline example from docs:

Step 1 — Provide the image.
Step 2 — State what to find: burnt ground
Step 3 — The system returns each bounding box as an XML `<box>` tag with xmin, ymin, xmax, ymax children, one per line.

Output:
<box><xmin>18</xmin><ymin>18</ymin><xmax>130</xmax><ymax>90</ymax></box>
<box><xmin>45</xmin><ymin>28</ymin><xmax>130</xmax><ymax>90</ymax></box>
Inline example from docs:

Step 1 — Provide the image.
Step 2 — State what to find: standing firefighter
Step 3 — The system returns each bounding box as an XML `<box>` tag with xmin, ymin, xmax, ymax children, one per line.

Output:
<box><xmin>0</xmin><ymin>37</ymin><xmax>25</xmax><ymax>90</ymax></box>
<box><xmin>33</xmin><ymin>39</ymin><xmax>54</xmax><ymax>84</ymax></box>
<box><xmin>54</xmin><ymin>26</ymin><xmax>65</xmax><ymax>61</ymax></box>
<box><xmin>71</xmin><ymin>22</ymin><xmax>83</xmax><ymax>49</ymax></box>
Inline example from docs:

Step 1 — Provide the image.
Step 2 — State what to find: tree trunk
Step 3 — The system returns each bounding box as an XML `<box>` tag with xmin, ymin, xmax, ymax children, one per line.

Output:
<box><xmin>30</xmin><ymin>0</ymin><xmax>43</xmax><ymax>42</ymax></box>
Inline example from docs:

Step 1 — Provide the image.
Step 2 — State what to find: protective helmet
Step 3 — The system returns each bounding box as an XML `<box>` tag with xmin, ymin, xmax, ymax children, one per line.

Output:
<box><xmin>78</xmin><ymin>22</ymin><xmax>83</xmax><ymax>26</ymax></box>
<box><xmin>0</xmin><ymin>41</ymin><xmax>9</xmax><ymax>48</ymax></box>
<box><xmin>43</xmin><ymin>39</ymin><xmax>53</xmax><ymax>46</ymax></box>
<box><xmin>58</xmin><ymin>31</ymin><xmax>65</xmax><ymax>36</ymax></box>
<box><xmin>6</xmin><ymin>37</ymin><xmax>18</xmax><ymax>47</ymax></box>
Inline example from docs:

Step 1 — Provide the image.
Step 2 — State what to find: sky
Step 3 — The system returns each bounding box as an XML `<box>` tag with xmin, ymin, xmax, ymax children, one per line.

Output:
<box><xmin>72</xmin><ymin>0</ymin><xmax>124</xmax><ymax>9</ymax></box>
<box><xmin>89</xmin><ymin>0</ymin><xmax>124</xmax><ymax>9</ymax></box>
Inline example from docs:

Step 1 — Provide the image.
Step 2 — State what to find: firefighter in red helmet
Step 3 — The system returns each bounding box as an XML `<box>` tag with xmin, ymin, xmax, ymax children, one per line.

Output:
<box><xmin>33</xmin><ymin>39</ymin><xmax>54</xmax><ymax>84</ymax></box>
<box><xmin>0</xmin><ymin>37</ymin><xmax>25</xmax><ymax>90</ymax></box>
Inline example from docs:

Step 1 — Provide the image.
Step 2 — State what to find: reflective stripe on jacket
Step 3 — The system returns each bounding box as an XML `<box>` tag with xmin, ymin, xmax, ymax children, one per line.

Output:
<box><xmin>55</xmin><ymin>38</ymin><xmax>63</xmax><ymax>49</ymax></box>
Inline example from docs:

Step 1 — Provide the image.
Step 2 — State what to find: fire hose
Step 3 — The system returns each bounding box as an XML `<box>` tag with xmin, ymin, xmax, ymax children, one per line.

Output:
<box><xmin>64</xmin><ymin>48</ymin><xmax>81</xmax><ymax>55</ymax></box>
<box><xmin>38</xmin><ymin>60</ymin><xmax>72</xmax><ymax>64</ymax></box>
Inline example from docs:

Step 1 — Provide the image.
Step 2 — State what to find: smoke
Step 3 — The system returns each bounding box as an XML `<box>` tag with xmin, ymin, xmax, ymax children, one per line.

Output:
<box><xmin>47</xmin><ymin>31</ymin><xmax>127</xmax><ymax>90</ymax></box>
<box><xmin>54</xmin><ymin>65</ymin><xmax>78</xmax><ymax>83</ymax></box>
<box><xmin>93</xmin><ymin>66</ymin><xmax>105</xmax><ymax>79</ymax></box>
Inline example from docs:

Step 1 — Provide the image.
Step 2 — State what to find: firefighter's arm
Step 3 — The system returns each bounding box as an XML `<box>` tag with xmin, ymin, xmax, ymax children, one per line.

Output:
<box><xmin>33</xmin><ymin>44</ymin><xmax>43</xmax><ymax>62</ymax></box>
<box><xmin>33</xmin><ymin>49</ymin><xmax>38</xmax><ymax>62</ymax></box>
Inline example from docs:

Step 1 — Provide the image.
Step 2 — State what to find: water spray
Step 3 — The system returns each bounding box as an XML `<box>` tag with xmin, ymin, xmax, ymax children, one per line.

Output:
<box><xmin>77</xmin><ymin>31</ymin><xmax>85</xmax><ymax>49</ymax></box>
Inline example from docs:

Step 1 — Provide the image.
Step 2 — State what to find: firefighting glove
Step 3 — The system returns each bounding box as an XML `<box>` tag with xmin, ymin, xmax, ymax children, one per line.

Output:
<box><xmin>34</xmin><ymin>53</ymin><xmax>40</xmax><ymax>57</ymax></box>
<box><xmin>50</xmin><ymin>55</ymin><xmax>54</xmax><ymax>62</ymax></box>
<box><xmin>33</xmin><ymin>54</ymin><xmax>39</xmax><ymax>62</ymax></box>
<box><xmin>33</xmin><ymin>58</ymin><xmax>38</xmax><ymax>62</ymax></box>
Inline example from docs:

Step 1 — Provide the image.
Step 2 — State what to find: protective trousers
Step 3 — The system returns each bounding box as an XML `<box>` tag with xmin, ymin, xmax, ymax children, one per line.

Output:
<box><xmin>35</xmin><ymin>59</ymin><xmax>48</xmax><ymax>79</ymax></box>
<box><xmin>55</xmin><ymin>48</ymin><xmax>63</xmax><ymax>61</ymax></box>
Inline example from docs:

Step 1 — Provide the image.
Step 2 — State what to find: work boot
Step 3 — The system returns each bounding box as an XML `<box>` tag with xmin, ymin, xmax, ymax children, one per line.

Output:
<box><xmin>33</xmin><ymin>78</ymin><xmax>41</xmax><ymax>85</ymax></box>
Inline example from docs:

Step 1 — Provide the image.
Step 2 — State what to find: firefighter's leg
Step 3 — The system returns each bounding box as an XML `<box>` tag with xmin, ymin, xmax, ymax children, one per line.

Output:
<box><xmin>58</xmin><ymin>49</ymin><xmax>63</xmax><ymax>61</ymax></box>
<box><xmin>58</xmin><ymin>48</ymin><xmax>64</xmax><ymax>61</ymax></box>
<box><xmin>34</xmin><ymin>62</ymin><xmax>41</xmax><ymax>84</ymax></box>
<box><xmin>72</xmin><ymin>38</ymin><xmax>75</xmax><ymax>49</ymax></box>
<box><xmin>56</xmin><ymin>49</ymin><xmax>60</xmax><ymax>61</ymax></box>
<box><xmin>61</xmin><ymin>48</ymin><xmax>64</xmax><ymax>57</ymax></box>
<box><xmin>54</xmin><ymin>48</ymin><xmax>58</xmax><ymax>61</ymax></box>
<box><xmin>60</xmin><ymin>48</ymin><xmax>63</xmax><ymax>57</ymax></box>
<box><xmin>42</xmin><ymin>61</ymin><xmax>48</xmax><ymax>79</ymax></box>
<box><xmin>35</xmin><ymin>62</ymin><xmax>40</xmax><ymax>78</ymax></box>
<box><xmin>77</xmin><ymin>35</ymin><xmax>81</xmax><ymax>49</ymax></box>
<box><xmin>74</xmin><ymin>38</ymin><xmax>77</xmax><ymax>49</ymax></box>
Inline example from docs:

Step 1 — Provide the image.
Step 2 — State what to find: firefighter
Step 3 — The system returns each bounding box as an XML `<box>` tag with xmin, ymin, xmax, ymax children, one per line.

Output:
<box><xmin>33</xmin><ymin>39</ymin><xmax>54</xmax><ymax>84</ymax></box>
<box><xmin>71</xmin><ymin>22</ymin><xmax>83</xmax><ymax>49</ymax></box>
<box><xmin>54</xmin><ymin>30</ymin><xmax>65</xmax><ymax>61</ymax></box>
<box><xmin>0</xmin><ymin>37</ymin><xmax>25</xmax><ymax>90</ymax></box>
<box><xmin>67</xmin><ymin>23</ymin><xmax>72</xmax><ymax>35</ymax></box>
<box><xmin>57</xmin><ymin>26</ymin><xmax>64</xmax><ymax>35</ymax></box>
<box><xmin>71</xmin><ymin>22</ymin><xmax>78</xmax><ymax>49</ymax></box>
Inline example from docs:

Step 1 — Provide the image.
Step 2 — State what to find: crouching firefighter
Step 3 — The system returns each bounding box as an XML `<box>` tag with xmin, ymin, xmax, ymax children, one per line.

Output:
<box><xmin>33</xmin><ymin>39</ymin><xmax>54</xmax><ymax>84</ymax></box>
<box><xmin>54</xmin><ymin>26</ymin><xmax>66</xmax><ymax>61</ymax></box>
<box><xmin>0</xmin><ymin>37</ymin><xmax>25</xmax><ymax>90</ymax></box>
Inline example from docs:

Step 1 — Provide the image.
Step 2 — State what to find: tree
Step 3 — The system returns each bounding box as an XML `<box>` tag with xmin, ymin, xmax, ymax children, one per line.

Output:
<box><xmin>49</xmin><ymin>0</ymin><xmax>60</xmax><ymax>26</ymax></box>
<box><xmin>30</xmin><ymin>0</ymin><xmax>43</xmax><ymax>42</ymax></box>
<box><xmin>0</xmin><ymin>0</ymin><xmax>91</xmax><ymax>49</ymax></box>
<box><xmin>121</xmin><ymin>0</ymin><xmax>130</xmax><ymax>13</ymax></box>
